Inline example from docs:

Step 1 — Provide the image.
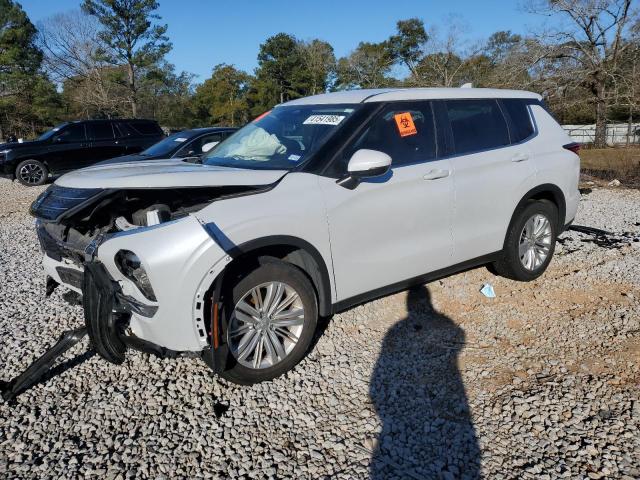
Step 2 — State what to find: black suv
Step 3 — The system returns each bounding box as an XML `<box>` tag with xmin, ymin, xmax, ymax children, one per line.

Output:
<box><xmin>0</xmin><ymin>119</ymin><xmax>164</xmax><ymax>186</ymax></box>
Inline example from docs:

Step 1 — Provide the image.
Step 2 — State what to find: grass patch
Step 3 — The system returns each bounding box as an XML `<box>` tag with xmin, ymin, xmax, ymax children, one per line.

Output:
<box><xmin>579</xmin><ymin>148</ymin><xmax>640</xmax><ymax>185</ymax></box>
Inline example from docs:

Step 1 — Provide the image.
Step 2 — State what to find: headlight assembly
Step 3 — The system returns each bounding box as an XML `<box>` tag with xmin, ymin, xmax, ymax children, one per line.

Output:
<box><xmin>114</xmin><ymin>250</ymin><xmax>157</xmax><ymax>302</ymax></box>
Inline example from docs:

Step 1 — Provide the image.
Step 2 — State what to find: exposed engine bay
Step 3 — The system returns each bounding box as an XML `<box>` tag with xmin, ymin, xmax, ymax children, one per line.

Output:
<box><xmin>34</xmin><ymin>185</ymin><xmax>263</xmax><ymax>263</ymax></box>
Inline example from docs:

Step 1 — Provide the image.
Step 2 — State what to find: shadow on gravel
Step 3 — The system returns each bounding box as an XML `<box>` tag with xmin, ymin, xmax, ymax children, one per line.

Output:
<box><xmin>370</xmin><ymin>286</ymin><xmax>481</xmax><ymax>480</ymax></box>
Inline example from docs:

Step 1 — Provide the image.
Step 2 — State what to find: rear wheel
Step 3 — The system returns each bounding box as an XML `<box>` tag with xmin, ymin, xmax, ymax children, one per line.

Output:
<box><xmin>493</xmin><ymin>200</ymin><xmax>558</xmax><ymax>281</ymax></box>
<box><xmin>220</xmin><ymin>260</ymin><xmax>318</xmax><ymax>385</ymax></box>
<box><xmin>15</xmin><ymin>159</ymin><xmax>48</xmax><ymax>186</ymax></box>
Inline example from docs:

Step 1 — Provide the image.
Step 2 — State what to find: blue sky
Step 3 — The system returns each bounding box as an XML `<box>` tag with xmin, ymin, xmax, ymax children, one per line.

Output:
<box><xmin>20</xmin><ymin>0</ymin><xmax>551</xmax><ymax>82</ymax></box>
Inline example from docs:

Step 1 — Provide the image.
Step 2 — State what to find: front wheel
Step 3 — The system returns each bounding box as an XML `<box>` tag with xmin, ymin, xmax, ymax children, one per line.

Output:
<box><xmin>15</xmin><ymin>159</ymin><xmax>48</xmax><ymax>186</ymax></box>
<box><xmin>219</xmin><ymin>259</ymin><xmax>318</xmax><ymax>385</ymax></box>
<box><xmin>493</xmin><ymin>200</ymin><xmax>558</xmax><ymax>281</ymax></box>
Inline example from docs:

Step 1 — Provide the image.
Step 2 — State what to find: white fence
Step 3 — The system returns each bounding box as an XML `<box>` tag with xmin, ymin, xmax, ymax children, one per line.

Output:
<box><xmin>563</xmin><ymin>123</ymin><xmax>640</xmax><ymax>146</ymax></box>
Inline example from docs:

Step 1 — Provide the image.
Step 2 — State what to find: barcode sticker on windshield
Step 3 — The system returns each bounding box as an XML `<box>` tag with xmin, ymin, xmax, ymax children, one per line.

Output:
<box><xmin>303</xmin><ymin>115</ymin><xmax>345</xmax><ymax>126</ymax></box>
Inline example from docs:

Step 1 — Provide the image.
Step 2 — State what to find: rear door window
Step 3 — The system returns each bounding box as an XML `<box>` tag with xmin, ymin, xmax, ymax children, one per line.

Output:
<box><xmin>55</xmin><ymin>124</ymin><xmax>86</xmax><ymax>143</ymax></box>
<box><xmin>445</xmin><ymin>99</ymin><xmax>510</xmax><ymax>155</ymax></box>
<box><xmin>501</xmin><ymin>99</ymin><xmax>535</xmax><ymax>143</ymax></box>
<box><xmin>87</xmin><ymin>122</ymin><xmax>115</xmax><ymax>141</ymax></box>
<box><xmin>349</xmin><ymin>102</ymin><xmax>437</xmax><ymax>167</ymax></box>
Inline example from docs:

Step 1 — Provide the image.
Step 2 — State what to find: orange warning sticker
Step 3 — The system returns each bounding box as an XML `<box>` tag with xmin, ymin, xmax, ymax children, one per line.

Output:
<box><xmin>394</xmin><ymin>112</ymin><xmax>418</xmax><ymax>137</ymax></box>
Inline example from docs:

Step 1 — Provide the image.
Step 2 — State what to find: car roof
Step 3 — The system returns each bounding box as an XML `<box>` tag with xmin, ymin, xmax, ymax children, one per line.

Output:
<box><xmin>280</xmin><ymin>88</ymin><xmax>542</xmax><ymax>106</ymax></box>
<box><xmin>173</xmin><ymin>127</ymin><xmax>237</xmax><ymax>137</ymax></box>
<box><xmin>68</xmin><ymin>118</ymin><xmax>159</xmax><ymax>124</ymax></box>
<box><xmin>191</xmin><ymin>127</ymin><xmax>237</xmax><ymax>132</ymax></box>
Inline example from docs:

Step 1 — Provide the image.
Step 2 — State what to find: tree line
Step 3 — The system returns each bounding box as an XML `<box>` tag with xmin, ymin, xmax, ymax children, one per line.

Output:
<box><xmin>1</xmin><ymin>0</ymin><xmax>638</xmax><ymax>147</ymax></box>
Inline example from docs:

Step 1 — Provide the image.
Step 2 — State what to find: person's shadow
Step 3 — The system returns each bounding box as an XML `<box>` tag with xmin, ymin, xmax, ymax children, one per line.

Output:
<box><xmin>370</xmin><ymin>286</ymin><xmax>481</xmax><ymax>479</ymax></box>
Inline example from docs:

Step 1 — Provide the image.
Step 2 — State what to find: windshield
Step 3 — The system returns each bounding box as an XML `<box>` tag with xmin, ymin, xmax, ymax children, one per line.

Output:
<box><xmin>142</xmin><ymin>131</ymin><xmax>190</xmax><ymax>156</ymax></box>
<box><xmin>38</xmin><ymin>123</ymin><xmax>68</xmax><ymax>141</ymax></box>
<box><xmin>203</xmin><ymin>105</ymin><xmax>359</xmax><ymax>170</ymax></box>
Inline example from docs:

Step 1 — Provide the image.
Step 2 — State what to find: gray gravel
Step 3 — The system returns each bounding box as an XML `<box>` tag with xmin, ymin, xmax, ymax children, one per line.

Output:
<box><xmin>1</xmin><ymin>178</ymin><xmax>639</xmax><ymax>479</ymax></box>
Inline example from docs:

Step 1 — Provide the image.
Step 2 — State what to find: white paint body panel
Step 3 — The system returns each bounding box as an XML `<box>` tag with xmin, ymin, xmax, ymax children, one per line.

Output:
<box><xmin>55</xmin><ymin>159</ymin><xmax>287</xmax><ymax>189</ymax></box>
<box><xmin>449</xmin><ymin>142</ymin><xmax>537</xmax><ymax>263</ymax></box>
<box><xmin>528</xmin><ymin>105</ymin><xmax>581</xmax><ymax>224</ymax></box>
<box><xmin>96</xmin><ymin>216</ymin><xmax>229</xmax><ymax>351</ymax></box>
<box><xmin>319</xmin><ymin>158</ymin><xmax>454</xmax><ymax>300</ymax></box>
<box><xmin>193</xmin><ymin>172</ymin><xmax>335</xmax><ymax>297</ymax></box>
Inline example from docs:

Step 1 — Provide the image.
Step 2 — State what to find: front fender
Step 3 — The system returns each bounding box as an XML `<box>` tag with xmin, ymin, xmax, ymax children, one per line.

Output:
<box><xmin>194</xmin><ymin>172</ymin><xmax>336</xmax><ymax>305</ymax></box>
<box><xmin>97</xmin><ymin>215</ymin><xmax>230</xmax><ymax>351</ymax></box>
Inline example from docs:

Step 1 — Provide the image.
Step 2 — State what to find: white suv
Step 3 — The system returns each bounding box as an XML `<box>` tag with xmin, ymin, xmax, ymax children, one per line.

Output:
<box><xmin>32</xmin><ymin>88</ymin><xmax>580</xmax><ymax>384</ymax></box>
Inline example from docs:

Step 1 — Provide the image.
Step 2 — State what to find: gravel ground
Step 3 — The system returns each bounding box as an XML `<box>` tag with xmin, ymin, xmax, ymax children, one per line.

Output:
<box><xmin>1</xmin><ymin>178</ymin><xmax>639</xmax><ymax>479</ymax></box>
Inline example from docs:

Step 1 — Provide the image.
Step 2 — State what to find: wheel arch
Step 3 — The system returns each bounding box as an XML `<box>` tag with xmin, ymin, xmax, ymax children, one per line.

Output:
<box><xmin>222</xmin><ymin>236</ymin><xmax>333</xmax><ymax>317</ymax></box>
<box><xmin>508</xmin><ymin>184</ymin><xmax>566</xmax><ymax>236</ymax></box>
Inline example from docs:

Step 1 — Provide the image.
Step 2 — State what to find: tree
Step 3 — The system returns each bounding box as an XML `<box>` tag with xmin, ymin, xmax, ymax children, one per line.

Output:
<box><xmin>193</xmin><ymin>64</ymin><xmax>252</xmax><ymax>127</ymax></box>
<box><xmin>0</xmin><ymin>0</ymin><xmax>62</xmax><ymax>139</ymax></box>
<box><xmin>137</xmin><ymin>62</ymin><xmax>194</xmax><ymax>128</ymax></box>
<box><xmin>299</xmin><ymin>39</ymin><xmax>335</xmax><ymax>95</ymax></box>
<box><xmin>253</xmin><ymin>33</ymin><xmax>311</xmax><ymax>108</ymax></box>
<box><xmin>388</xmin><ymin>18</ymin><xmax>429</xmax><ymax>81</ymax></box>
<box><xmin>82</xmin><ymin>0</ymin><xmax>171</xmax><ymax>117</ymax></box>
<box><xmin>335</xmin><ymin>41</ymin><xmax>396</xmax><ymax>89</ymax></box>
<box><xmin>528</xmin><ymin>0</ymin><xmax>634</xmax><ymax>147</ymax></box>
<box><xmin>38</xmin><ymin>10</ymin><xmax>128</xmax><ymax>118</ymax></box>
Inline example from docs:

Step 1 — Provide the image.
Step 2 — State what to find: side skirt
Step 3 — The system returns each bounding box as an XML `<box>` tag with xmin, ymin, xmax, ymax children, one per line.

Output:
<box><xmin>332</xmin><ymin>251</ymin><xmax>502</xmax><ymax>314</ymax></box>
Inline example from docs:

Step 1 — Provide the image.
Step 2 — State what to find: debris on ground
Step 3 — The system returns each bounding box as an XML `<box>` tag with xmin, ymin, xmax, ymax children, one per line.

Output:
<box><xmin>480</xmin><ymin>283</ymin><xmax>496</xmax><ymax>298</ymax></box>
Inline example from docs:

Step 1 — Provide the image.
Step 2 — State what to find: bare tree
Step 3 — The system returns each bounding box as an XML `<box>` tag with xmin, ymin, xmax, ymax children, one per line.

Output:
<box><xmin>528</xmin><ymin>0</ymin><xmax>634</xmax><ymax>147</ymax></box>
<box><xmin>38</xmin><ymin>10</ymin><xmax>125</xmax><ymax>117</ymax></box>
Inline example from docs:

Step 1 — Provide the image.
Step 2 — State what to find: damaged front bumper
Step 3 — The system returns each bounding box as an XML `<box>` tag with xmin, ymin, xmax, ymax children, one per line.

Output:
<box><xmin>39</xmin><ymin>214</ymin><xmax>232</xmax><ymax>354</ymax></box>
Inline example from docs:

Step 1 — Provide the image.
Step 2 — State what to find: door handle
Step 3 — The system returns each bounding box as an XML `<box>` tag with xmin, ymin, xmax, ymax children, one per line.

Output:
<box><xmin>511</xmin><ymin>153</ymin><xmax>529</xmax><ymax>162</ymax></box>
<box><xmin>423</xmin><ymin>169</ymin><xmax>450</xmax><ymax>180</ymax></box>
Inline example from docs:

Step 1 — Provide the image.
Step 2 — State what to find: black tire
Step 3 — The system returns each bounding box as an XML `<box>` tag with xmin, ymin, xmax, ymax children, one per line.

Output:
<box><xmin>15</xmin><ymin>159</ymin><xmax>48</xmax><ymax>186</ymax></box>
<box><xmin>493</xmin><ymin>199</ymin><xmax>558</xmax><ymax>281</ymax></box>
<box><xmin>219</xmin><ymin>259</ymin><xmax>318</xmax><ymax>385</ymax></box>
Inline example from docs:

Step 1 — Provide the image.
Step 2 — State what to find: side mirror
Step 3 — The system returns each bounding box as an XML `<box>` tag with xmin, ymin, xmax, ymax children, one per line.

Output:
<box><xmin>337</xmin><ymin>149</ymin><xmax>392</xmax><ymax>189</ymax></box>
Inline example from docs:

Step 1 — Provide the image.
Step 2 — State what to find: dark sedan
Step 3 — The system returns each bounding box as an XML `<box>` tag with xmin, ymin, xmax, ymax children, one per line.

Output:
<box><xmin>97</xmin><ymin>127</ymin><xmax>237</xmax><ymax>165</ymax></box>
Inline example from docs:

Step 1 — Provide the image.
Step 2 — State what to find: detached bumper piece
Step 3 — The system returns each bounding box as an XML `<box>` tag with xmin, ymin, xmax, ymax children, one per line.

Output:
<box><xmin>82</xmin><ymin>262</ymin><xmax>127</xmax><ymax>364</ymax></box>
<box><xmin>2</xmin><ymin>262</ymin><xmax>204</xmax><ymax>402</ymax></box>
<box><xmin>0</xmin><ymin>328</ymin><xmax>88</xmax><ymax>403</ymax></box>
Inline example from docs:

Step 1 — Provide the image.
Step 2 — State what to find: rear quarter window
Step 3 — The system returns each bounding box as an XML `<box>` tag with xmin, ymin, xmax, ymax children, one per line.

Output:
<box><xmin>502</xmin><ymin>99</ymin><xmax>535</xmax><ymax>143</ymax></box>
<box><xmin>123</xmin><ymin>121</ymin><xmax>162</xmax><ymax>136</ymax></box>
<box><xmin>445</xmin><ymin>99</ymin><xmax>510</xmax><ymax>155</ymax></box>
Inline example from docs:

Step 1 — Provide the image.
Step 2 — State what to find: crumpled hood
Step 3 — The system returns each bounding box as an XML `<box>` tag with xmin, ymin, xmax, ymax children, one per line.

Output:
<box><xmin>55</xmin><ymin>159</ymin><xmax>288</xmax><ymax>189</ymax></box>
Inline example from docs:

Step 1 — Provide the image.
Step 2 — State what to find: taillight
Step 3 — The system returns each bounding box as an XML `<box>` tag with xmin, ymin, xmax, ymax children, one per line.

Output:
<box><xmin>563</xmin><ymin>142</ymin><xmax>580</xmax><ymax>155</ymax></box>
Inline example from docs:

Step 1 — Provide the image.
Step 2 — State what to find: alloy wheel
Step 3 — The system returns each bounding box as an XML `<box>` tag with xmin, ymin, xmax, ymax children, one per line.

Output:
<box><xmin>518</xmin><ymin>213</ymin><xmax>552</xmax><ymax>271</ymax></box>
<box><xmin>19</xmin><ymin>163</ymin><xmax>45</xmax><ymax>185</ymax></box>
<box><xmin>228</xmin><ymin>281</ymin><xmax>305</xmax><ymax>369</ymax></box>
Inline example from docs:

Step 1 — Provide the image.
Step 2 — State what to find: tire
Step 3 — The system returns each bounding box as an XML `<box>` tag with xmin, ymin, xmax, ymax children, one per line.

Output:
<box><xmin>493</xmin><ymin>199</ymin><xmax>558</xmax><ymax>281</ymax></box>
<box><xmin>15</xmin><ymin>159</ymin><xmax>48</xmax><ymax>186</ymax></box>
<box><xmin>219</xmin><ymin>259</ymin><xmax>318</xmax><ymax>385</ymax></box>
